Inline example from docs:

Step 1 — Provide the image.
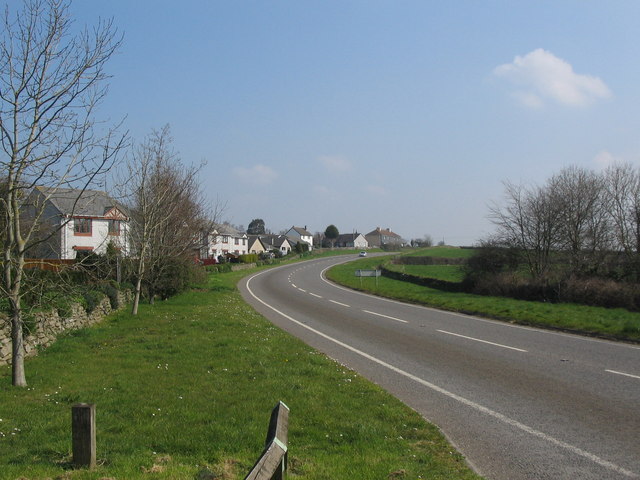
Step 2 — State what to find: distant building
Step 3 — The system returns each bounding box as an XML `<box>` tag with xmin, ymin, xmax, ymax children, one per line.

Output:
<box><xmin>202</xmin><ymin>224</ymin><xmax>248</xmax><ymax>259</ymax></box>
<box><xmin>335</xmin><ymin>233</ymin><xmax>368</xmax><ymax>249</ymax></box>
<box><xmin>25</xmin><ymin>186</ymin><xmax>129</xmax><ymax>259</ymax></box>
<box><xmin>285</xmin><ymin>226</ymin><xmax>313</xmax><ymax>251</ymax></box>
<box><xmin>365</xmin><ymin>227</ymin><xmax>404</xmax><ymax>248</ymax></box>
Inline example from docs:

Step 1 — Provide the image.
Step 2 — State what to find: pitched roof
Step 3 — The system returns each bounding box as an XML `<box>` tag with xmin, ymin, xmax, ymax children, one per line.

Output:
<box><xmin>336</xmin><ymin>233</ymin><xmax>364</xmax><ymax>242</ymax></box>
<box><xmin>34</xmin><ymin>186</ymin><xmax>127</xmax><ymax>218</ymax></box>
<box><xmin>365</xmin><ymin>227</ymin><xmax>402</xmax><ymax>238</ymax></box>
<box><xmin>290</xmin><ymin>226</ymin><xmax>312</xmax><ymax>236</ymax></box>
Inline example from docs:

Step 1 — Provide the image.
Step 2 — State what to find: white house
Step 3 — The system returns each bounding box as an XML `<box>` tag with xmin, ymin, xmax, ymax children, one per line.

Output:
<box><xmin>335</xmin><ymin>233</ymin><xmax>368</xmax><ymax>249</ymax></box>
<box><xmin>260</xmin><ymin>234</ymin><xmax>293</xmax><ymax>256</ymax></box>
<box><xmin>202</xmin><ymin>224</ymin><xmax>248</xmax><ymax>260</ymax></box>
<box><xmin>286</xmin><ymin>226</ymin><xmax>313</xmax><ymax>251</ymax></box>
<box><xmin>26</xmin><ymin>186</ymin><xmax>129</xmax><ymax>259</ymax></box>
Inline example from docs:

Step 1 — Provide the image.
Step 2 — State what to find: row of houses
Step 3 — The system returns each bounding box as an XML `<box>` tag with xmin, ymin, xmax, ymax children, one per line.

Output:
<box><xmin>24</xmin><ymin>187</ymin><xmax>405</xmax><ymax>261</ymax></box>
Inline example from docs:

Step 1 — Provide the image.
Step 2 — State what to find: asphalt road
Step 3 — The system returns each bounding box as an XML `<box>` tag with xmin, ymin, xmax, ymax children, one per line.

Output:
<box><xmin>238</xmin><ymin>255</ymin><xmax>640</xmax><ymax>480</ymax></box>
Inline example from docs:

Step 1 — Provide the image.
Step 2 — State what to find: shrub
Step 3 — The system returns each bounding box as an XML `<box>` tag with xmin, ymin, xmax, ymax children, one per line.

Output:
<box><xmin>239</xmin><ymin>253</ymin><xmax>259</xmax><ymax>264</ymax></box>
<box><xmin>82</xmin><ymin>290</ymin><xmax>106</xmax><ymax>314</ymax></box>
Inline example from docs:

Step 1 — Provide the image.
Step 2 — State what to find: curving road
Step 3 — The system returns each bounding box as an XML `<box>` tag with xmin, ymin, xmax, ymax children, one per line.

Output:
<box><xmin>238</xmin><ymin>255</ymin><xmax>640</xmax><ymax>480</ymax></box>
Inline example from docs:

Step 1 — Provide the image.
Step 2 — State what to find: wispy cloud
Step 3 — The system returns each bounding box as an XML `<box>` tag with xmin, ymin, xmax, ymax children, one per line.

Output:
<box><xmin>232</xmin><ymin>164</ymin><xmax>278</xmax><ymax>185</ymax></box>
<box><xmin>593</xmin><ymin>150</ymin><xmax>617</xmax><ymax>170</ymax></box>
<box><xmin>493</xmin><ymin>49</ymin><xmax>611</xmax><ymax>108</ymax></box>
<box><xmin>319</xmin><ymin>155</ymin><xmax>352</xmax><ymax>173</ymax></box>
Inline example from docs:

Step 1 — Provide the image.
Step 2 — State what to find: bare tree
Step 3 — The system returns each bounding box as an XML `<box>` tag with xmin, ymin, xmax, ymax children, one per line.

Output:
<box><xmin>0</xmin><ymin>0</ymin><xmax>125</xmax><ymax>386</ymax></box>
<box><xmin>603</xmin><ymin>162</ymin><xmax>640</xmax><ymax>277</ymax></box>
<box><xmin>123</xmin><ymin>126</ymin><xmax>217</xmax><ymax>314</ymax></box>
<box><xmin>549</xmin><ymin>166</ymin><xmax>610</xmax><ymax>274</ymax></box>
<box><xmin>489</xmin><ymin>181</ymin><xmax>561</xmax><ymax>278</ymax></box>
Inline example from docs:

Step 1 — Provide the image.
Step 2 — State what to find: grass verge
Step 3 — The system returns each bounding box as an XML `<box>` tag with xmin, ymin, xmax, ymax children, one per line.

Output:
<box><xmin>327</xmin><ymin>255</ymin><xmax>640</xmax><ymax>342</ymax></box>
<box><xmin>0</xmin><ymin>267</ymin><xmax>482</xmax><ymax>480</ymax></box>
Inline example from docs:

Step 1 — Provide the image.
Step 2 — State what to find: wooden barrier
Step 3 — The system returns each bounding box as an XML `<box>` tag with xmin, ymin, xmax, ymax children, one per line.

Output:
<box><xmin>245</xmin><ymin>401</ymin><xmax>289</xmax><ymax>480</ymax></box>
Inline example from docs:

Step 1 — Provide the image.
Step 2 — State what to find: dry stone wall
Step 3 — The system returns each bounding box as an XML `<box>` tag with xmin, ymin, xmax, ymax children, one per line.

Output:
<box><xmin>0</xmin><ymin>291</ymin><xmax>130</xmax><ymax>366</ymax></box>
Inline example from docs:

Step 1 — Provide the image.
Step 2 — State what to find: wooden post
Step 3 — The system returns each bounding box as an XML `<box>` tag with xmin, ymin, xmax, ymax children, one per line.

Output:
<box><xmin>72</xmin><ymin>403</ymin><xmax>96</xmax><ymax>469</ymax></box>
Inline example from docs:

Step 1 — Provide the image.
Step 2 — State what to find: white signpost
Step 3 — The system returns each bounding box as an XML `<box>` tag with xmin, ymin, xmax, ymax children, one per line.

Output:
<box><xmin>355</xmin><ymin>269</ymin><xmax>381</xmax><ymax>286</ymax></box>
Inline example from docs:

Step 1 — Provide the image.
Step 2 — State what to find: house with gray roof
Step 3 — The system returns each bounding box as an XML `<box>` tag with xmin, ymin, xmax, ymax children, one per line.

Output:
<box><xmin>285</xmin><ymin>226</ymin><xmax>313</xmax><ymax>251</ymax></box>
<box><xmin>25</xmin><ymin>186</ymin><xmax>129</xmax><ymax>259</ymax></box>
<box><xmin>335</xmin><ymin>232</ymin><xmax>368</xmax><ymax>249</ymax></box>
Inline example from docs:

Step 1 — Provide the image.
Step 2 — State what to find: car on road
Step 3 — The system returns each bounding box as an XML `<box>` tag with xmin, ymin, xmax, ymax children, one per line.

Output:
<box><xmin>359</xmin><ymin>251</ymin><xmax>367</xmax><ymax>257</ymax></box>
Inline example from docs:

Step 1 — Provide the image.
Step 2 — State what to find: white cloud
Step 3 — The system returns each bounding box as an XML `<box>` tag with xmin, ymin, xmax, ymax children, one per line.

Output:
<box><xmin>494</xmin><ymin>49</ymin><xmax>611</xmax><ymax>108</ymax></box>
<box><xmin>593</xmin><ymin>150</ymin><xmax>617</xmax><ymax>170</ymax></box>
<box><xmin>232</xmin><ymin>164</ymin><xmax>278</xmax><ymax>185</ymax></box>
<box><xmin>319</xmin><ymin>155</ymin><xmax>352</xmax><ymax>173</ymax></box>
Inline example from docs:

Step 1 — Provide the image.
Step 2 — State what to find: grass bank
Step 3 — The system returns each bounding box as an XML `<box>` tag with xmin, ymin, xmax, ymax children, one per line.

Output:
<box><xmin>0</xmin><ymin>266</ymin><xmax>482</xmax><ymax>480</ymax></box>
<box><xmin>327</xmin><ymin>255</ymin><xmax>640</xmax><ymax>342</ymax></box>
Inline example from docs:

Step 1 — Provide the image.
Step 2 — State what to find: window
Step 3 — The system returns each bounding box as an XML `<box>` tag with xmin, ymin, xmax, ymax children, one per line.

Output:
<box><xmin>108</xmin><ymin>219</ymin><xmax>121</xmax><ymax>235</ymax></box>
<box><xmin>235</xmin><ymin>238</ymin><xmax>239</xmax><ymax>245</ymax></box>
<box><xmin>222</xmin><ymin>236</ymin><xmax>229</xmax><ymax>243</ymax></box>
<box><xmin>74</xmin><ymin>217</ymin><xmax>92</xmax><ymax>235</ymax></box>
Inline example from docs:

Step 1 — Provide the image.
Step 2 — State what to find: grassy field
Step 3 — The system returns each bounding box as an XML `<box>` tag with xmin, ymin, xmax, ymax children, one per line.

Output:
<box><xmin>0</xmin><ymin>265</ymin><xmax>482</xmax><ymax>480</ymax></box>
<box><xmin>327</xmin><ymin>255</ymin><xmax>640</xmax><ymax>342</ymax></box>
<box><xmin>384</xmin><ymin>264</ymin><xmax>466</xmax><ymax>282</ymax></box>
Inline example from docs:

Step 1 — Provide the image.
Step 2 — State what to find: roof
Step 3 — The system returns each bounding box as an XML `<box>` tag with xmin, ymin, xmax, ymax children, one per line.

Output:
<box><xmin>34</xmin><ymin>186</ymin><xmax>127</xmax><ymax>218</ymax></box>
<box><xmin>214</xmin><ymin>223</ymin><xmax>245</xmax><ymax>237</ymax></box>
<box><xmin>290</xmin><ymin>226</ymin><xmax>312</xmax><ymax>236</ymax></box>
<box><xmin>365</xmin><ymin>227</ymin><xmax>402</xmax><ymax>238</ymax></box>
<box><xmin>336</xmin><ymin>233</ymin><xmax>364</xmax><ymax>242</ymax></box>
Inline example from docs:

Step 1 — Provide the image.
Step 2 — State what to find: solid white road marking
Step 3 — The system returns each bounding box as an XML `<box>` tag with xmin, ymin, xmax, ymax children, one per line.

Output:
<box><xmin>245</xmin><ymin>270</ymin><xmax>637</xmax><ymax>478</ymax></box>
<box><xmin>330</xmin><ymin>300</ymin><xmax>350</xmax><ymax>307</ymax></box>
<box><xmin>363</xmin><ymin>310</ymin><xmax>408</xmax><ymax>324</ymax></box>
<box><xmin>606</xmin><ymin>369</ymin><xmax>640</xmax><ymax>380</ymax></box>
<box><xmin>437</xmin><ymin>330</ymin><xmax>528</xmax><ymax>353</ymax></box>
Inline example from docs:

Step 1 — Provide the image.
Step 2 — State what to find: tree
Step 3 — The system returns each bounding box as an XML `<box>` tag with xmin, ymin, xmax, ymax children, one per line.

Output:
<box><xmin>247</xmin><ymin>218</ymin><xmax>266</xmax><ymax>235</ymax></box>
<box><xmin>0</xmin><ymin>0</ymin><xmax>125</xmax><ymax>386</ymax></box>
<box><xmin>549</xmin><ymin>166</ymin><xmax>609</xmax><ymax>275</ymax></box>
<box><xmin>324</xmin><ymin>224</ymin><xmax>339</xmax><ymax>248</ymax></box>
<box><xmin>489</xmin><ymin>181</ymin><xmax>562</xmax><ymax>279</ymax></box>
<box><xmin>123</xmin><ymin>126</ymin><xmax>216</xmax><ymax>314</ymax></box>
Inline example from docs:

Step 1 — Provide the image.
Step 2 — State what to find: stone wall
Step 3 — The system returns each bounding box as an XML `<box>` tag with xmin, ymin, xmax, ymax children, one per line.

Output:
<box><xmin>0</xmin><ymin>291</ymin><xmax>130</xmax><ymax>366</ymax></box>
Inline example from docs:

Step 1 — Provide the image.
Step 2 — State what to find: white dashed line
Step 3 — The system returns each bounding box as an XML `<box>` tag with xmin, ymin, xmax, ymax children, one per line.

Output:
<box><xmin>606</xmin><ymin>369</ymin><xmax>640</xmax><ymax>380</ymax></box>
<box><xmin>330</xmin><ymin>300</ymin><xmax>350</xmax><ymax>307</ymax></box>
<box><xmin>437</xmin><ymin>330</ymin><xmax>528</xmax><ymax>352</ymax></box>
<box><xmin>363</xmin><ymin>310</ymin><xmax>408</xmax><ymax>324</ymax></box>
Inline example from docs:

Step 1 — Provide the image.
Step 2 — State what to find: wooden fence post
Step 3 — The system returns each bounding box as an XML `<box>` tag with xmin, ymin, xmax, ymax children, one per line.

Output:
<box><xmin>72</xmin><ymin>403</ymin><xmax>96</xmax><ymax>468</ymax></box>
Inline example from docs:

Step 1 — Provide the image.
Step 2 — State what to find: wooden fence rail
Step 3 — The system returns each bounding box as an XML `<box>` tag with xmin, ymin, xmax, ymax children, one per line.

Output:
<box><xmin>244</xmin><ymin>401</ymin><xmax>289</xmax><ymax>480</ymax></box>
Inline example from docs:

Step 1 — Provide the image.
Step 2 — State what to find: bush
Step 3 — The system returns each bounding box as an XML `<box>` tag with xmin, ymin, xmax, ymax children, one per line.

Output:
<box><xmin>239</xmin><ymin>253</ymin><xmax>259</xmax><ymax>264</ymax></box>
<box><xmin>82</xmin><ymin>289</ymin><xmax>106</xmax><ymax>314</ymax></box>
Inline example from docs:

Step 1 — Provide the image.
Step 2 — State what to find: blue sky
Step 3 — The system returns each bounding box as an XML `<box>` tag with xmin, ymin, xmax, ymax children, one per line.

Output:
<box><xmin>65</xmin><ymin>1</ymin><xmax>640</xmax><ymax>244</ymax></box>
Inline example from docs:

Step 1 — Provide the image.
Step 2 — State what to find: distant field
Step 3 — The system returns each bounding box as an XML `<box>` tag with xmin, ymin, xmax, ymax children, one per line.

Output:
<box><xmin>386</xmin><ymin>263</ymin><xmax>466</xmax><ymax>282</ymax></box>
<box><xmin>401</xmin><ymin>246</ymin><xmax>476</xmax><ymax>258</ymax></box>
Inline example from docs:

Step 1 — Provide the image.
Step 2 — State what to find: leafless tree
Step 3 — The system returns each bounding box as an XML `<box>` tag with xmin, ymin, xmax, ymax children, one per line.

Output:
<box><xmin>0</xmin><ymin>0</ymin><xmax>125</xmax><ymax>386</ymax></box>
<box><xmin>122</xmin><ymin>126</ymin><xmax>219</xmax><ymax>314</ymax></box>
<box><xmin>489</xmin><ymin>181</ymin><xmax>562</xmax><ymax>278</ymax></box>
<box><xmin>549</xmin><ymin>166</ymin><xmax>610</xmax><ymax>274</ymax></box>
<box><xmin>603</xmin><ymin>162</ymin><xmax>640</xmax><ymax>277</ymax></box>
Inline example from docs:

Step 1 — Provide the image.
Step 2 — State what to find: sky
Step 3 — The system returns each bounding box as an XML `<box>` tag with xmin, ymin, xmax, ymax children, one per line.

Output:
<box><xmin>54</xmin><ymin>0</ymin><xmax>640</xmax><ymax>245</ymax></box>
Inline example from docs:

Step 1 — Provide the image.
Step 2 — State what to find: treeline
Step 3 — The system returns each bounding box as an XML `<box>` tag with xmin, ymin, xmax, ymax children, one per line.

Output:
<box><xmin>466</xmin><ymin>163</ymin><xmax>640</xmax><ymax>310</ymax></box>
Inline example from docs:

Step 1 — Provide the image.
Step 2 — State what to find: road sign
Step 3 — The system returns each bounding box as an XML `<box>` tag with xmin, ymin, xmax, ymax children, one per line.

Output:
<box><xmin>355</xmin><ymin>269</ymin><xmax>381</xmax><ymax>277</ymax></box>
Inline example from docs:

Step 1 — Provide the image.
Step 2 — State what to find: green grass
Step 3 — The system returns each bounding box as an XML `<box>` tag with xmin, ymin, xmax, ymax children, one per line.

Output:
<box><xmin>0</xmin><ymin>267</ymin><xmax>482</xmax><ymax>480</ymax></box>
<box><xmin>385</xmin><ymin>264</ymin><xmax>466</xmax><ymax>282</ymax></box>
<box><xmin>328</xmin><ymin>256</ymin><xmax>640</xmax><ymax>342</ymax></box>
<box><xmin>402</xmin><ymin>246</ymin><xmax>476</xmax><ymax>258</ymax></box>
